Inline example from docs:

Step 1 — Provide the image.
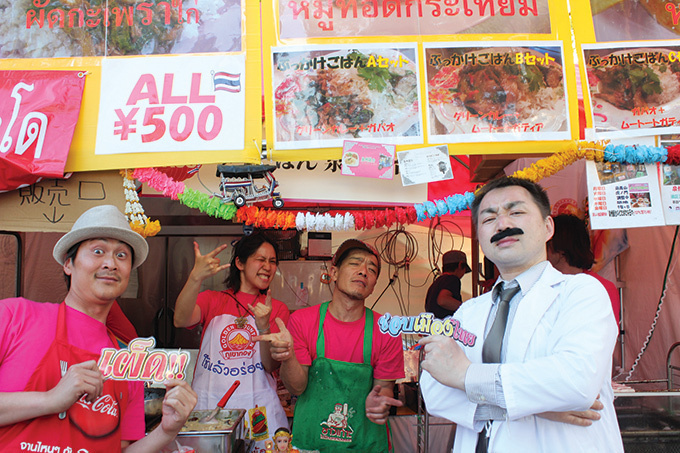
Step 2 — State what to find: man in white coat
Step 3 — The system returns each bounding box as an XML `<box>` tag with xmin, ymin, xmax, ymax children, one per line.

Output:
<box><xmin>419</xmin><ymin>177</ymin><xmax>623</xmax><ymax>452</ymax></box>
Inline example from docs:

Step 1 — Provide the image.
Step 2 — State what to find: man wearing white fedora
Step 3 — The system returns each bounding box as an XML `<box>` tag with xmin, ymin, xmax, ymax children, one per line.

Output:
<box><xmin>0</xmin><ymin>205</ymin><xmax>197</xmax><ymax>452</ymax></box>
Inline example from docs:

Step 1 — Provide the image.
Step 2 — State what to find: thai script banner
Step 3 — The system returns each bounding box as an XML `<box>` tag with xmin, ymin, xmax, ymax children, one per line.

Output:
<box><xmin>278</xmin><ymin>0</ymin><xmax>550</xmax><ymax>39</ymax></box>
<box><xmin>2</xmin><ymin>0</ymin><xmax>242</xmax><ymax>58</ymax></box>
<box><xmin>586</xmin><ymin>0</ymin><xmax>680</xmax><ymax>42</ymax></box>
<box><xmin>0</xmin><ymin>70</ymin><xmax>85</xmax><ymax>192</ymax></box>
<box><xmin>95</xmin><ymin>54</ymin><xmax>246</xmax><ymax>154</ymax></box>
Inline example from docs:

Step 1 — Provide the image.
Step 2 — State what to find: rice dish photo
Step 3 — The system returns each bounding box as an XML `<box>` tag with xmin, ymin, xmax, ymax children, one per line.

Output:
<box><xmin>273</xmin><ymin>48</ymin><xmax>421</xmax><ymax>146</ymax></box>
<box><xmin>427</xmin><ymin>46</ymin><xmax>567</xmax><ymax>136</ymax></box>
<box><xmin>587</xmin><ymin>51</ymin><xmax>680</xmax><ymax>111</ymax></box>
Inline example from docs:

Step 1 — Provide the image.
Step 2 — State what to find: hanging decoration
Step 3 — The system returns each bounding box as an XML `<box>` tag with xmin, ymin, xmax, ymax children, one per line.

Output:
<box><xmin>120</xmin><ymin>170</ymin><xmax>161</xmax><ymax>237</ymax></box>
<box><xmin>128</xmin><ymin>141</ymin><xmax>680</xmax><ymax>232</ymax></box>
<box><xmin>414</xmin><ymin>141</ymin><xmax>680</xmax><ymax>221</ymax></box>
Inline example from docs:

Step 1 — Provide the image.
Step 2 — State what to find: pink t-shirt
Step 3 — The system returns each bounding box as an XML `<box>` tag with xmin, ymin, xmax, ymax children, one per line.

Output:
<box><xmin>196</xmin><ymin>290</ymin><xmax>290</xmax><ymax>339</ymax></box>
<box><xmin>288</xmin><ymin>303</ymin><xmax>404</xmax><ymax>381</ymax></box>
<box><xmin>0</xmin><ymin>298</ymin><xmax>144</xmax><ymax>441</ymax></box>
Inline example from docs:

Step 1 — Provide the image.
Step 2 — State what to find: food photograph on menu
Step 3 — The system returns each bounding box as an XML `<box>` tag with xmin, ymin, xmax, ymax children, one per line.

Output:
<box><xmin>583</xmin><ymin>43</ymin><xmax>680</xmax><ymax>138</ymax></box>
<box><xmin>424</xmin><ymin>42</ymin><xmax>570</xmax><ymax>143</ymax></box>
<box><xmin>278</xmin><ymin>0</ymin><xmax>551</xmax><ymax>39</ymax></box>
<box><xmin>271</xmin><ymin>44</ymin><xmax>423</xmax><ymax>150</ymax></box>
<box><xmin>0</xmin><ymin>0</ymin><xmax>243</xmax><ymax>58</ymax></box>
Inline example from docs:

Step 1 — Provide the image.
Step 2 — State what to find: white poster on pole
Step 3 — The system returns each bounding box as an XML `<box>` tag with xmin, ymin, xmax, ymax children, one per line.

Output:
<box><xmin>586</xmin><ymin>160</ymin><xmax>665</xmax><ymax>229</ymax></box>
<box><xmin>95</xmin><ymin>54</ymin><xmax>246</xmax><ymax>154</ymax></box>
<box><xmin>657</xmin><ymin>163</ymin><xmax>680</xmax><ymax>225</ymax></box>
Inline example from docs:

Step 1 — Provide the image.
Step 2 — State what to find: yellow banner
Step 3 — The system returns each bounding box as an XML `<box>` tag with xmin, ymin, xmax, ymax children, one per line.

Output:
<box><xmin>0</xmin><ymin>1</ymin><xmax>262</xmax><ymax>172</ymax></box>
<box><xmin>263</xmin><ymin>0</ymin><xmax>580</xmax><ymax>161</ymax></box>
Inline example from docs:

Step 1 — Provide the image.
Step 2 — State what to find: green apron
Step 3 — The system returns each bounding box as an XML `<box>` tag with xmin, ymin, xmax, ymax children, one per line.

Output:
<box><xmin>292</xmin><ymin>302</ymin><xmax>389</xmax><ymax>452</ymax></box>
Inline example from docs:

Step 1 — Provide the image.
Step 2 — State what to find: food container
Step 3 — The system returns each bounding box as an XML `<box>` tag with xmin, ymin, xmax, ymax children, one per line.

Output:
<box><xmin>159</xmin><ymin>408</ymin><xmax>245</xmax><ymax>453</ymax></box>
<box><xmin>144</xmin><ymin>387</ymin><xmax>166</xmax><ymax>417</ymax></box>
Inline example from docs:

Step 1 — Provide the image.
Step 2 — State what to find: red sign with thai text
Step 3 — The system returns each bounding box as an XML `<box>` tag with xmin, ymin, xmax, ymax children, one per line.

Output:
<box><xmin>0</xmin><ymin>70</ymin><xmax>85</xmax><ymax>192</ymax></box>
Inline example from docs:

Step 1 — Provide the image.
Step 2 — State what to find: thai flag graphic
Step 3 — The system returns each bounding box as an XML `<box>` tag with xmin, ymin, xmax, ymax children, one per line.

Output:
<box><xmin>213</xmin><ymin>71</ymin><xmax>241</xmax><ymax>93</ymax></box>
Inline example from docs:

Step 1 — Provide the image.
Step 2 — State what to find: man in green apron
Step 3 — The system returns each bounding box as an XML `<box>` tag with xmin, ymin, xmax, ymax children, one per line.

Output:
<box><xmin>258</xmin><ymin>239</ymin><xmax>405</xmax><ymax>452</ymax></box>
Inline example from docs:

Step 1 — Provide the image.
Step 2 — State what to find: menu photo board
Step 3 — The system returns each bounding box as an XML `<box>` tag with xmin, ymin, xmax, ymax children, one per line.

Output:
<box><xmin>583</xmin><ymin>42</ymin><xmax>680</xmax><ymax>139</ymax></box>
<box><xmin>270</xmin><ymin>43</ymin><xmax>423</xmax><ymax>150</ymax></box>
<box><xmin>586</xmin><ymin>159</ymin><xmax>665</xmax><ymax>229</ymax></box>
<box><xmin>424</xmin><ymin>41</ymin><xmax>571</xmax><ymax>143</ymax></box>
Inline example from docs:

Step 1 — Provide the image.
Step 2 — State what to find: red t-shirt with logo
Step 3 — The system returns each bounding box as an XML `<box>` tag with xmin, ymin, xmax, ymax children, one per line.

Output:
<box><xmin>0</xmin><ymin>298</ymin><xmax>144</xmax><ymax>441</ymax></box>
<box><xmin>196</xmin><ymin>290</ymin><xmax>290</xmax><ymax>344</ymax></box>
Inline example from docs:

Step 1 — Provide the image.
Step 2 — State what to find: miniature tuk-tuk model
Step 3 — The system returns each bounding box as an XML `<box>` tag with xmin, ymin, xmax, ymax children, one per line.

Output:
<box><xmin>216</xmin><ymin>164</ymin><xmax>285</xmax><ymax>208</ymax></box>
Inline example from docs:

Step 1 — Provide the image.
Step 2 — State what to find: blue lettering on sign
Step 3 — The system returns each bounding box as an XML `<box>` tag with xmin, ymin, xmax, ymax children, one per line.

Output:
<box><xmin>200</xmin><ymin>354</ymin><xmax>263</xmax><ymax>377</ymax></box>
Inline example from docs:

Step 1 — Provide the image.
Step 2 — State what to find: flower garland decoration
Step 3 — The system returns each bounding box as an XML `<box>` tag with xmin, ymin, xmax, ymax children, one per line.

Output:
<box><xmin>120</xmin><ymin>170</ymin><xmax>161</xmax><ymax>238</ymax></box>
<box><xmin>128</xmin><ymin>140</ymin><xmax>680</xmax><ymax>231</ymax></box>
<box><xmin>413</xmin><ymin>140</ymin><xmax>680</xmax><ymax>221</ymax></box>
<box><xmin>132</xmin><ymin>168</ymin><xmax>238</xmax><ymax>222</ymax></box>
<box><xmin>235</xmin><ymin>206</ymin><xmax>417</xmax><ymax>231</ymax></box>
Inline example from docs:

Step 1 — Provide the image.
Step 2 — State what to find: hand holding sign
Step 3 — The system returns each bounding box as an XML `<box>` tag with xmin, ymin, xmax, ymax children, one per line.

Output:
<box><xmin>418</xmin><ymin>335</ymin><xmax>470</xmax><ymax>391</ymax></box>
<box><xmin>48</xmin><ymin>360</ymin><xmax>104</xmax><ymax>413</ymax></box>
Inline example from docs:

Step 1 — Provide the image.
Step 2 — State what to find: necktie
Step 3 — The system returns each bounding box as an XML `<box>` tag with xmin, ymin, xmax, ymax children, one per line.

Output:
<box><xmin>482</xmin><ymin>284</ymin><xmax>521</xmax><ymax>364</ymax></box>
<box><xmin>476</xmin><ymin>284</ymin><xmax>521</xmax><ymax>453</ymax></box>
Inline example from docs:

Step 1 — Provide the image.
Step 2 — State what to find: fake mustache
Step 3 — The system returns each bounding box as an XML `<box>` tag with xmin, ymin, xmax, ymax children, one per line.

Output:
<box><xmin>490</xmin><ymin>228</ymin><xmax>525</xmax><ymax>244</ymax></box>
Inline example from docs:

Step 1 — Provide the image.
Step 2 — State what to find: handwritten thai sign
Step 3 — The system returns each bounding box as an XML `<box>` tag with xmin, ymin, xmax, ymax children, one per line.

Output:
<box><xmin>583</xmin><ymin>41</ymin><xmax>680</xmax><ymax>139</ymax></box>
<box><xmin>98</xmin><ymin>337</ymin><xmax>190</xmax><ymax>383</ymax></box>
<box><xmin>425</xmin><ymin>41</ymin><xmax>570</xmax><ymax>143</ymax></box>
<box><xmin>95</xmin><ymin>54</ymin><xmax>246</xmax><ymax>154</ymax></box>
<box><xmin>378</xmin><ymin>312</ymin><xmax>477</xmax><ymax>346</ymax></box>
<box><xmin>0</xmin><ymin>70</ymin><xmax>85</xmax><ymax>192</ymax></box>
<box><xmin>278</xmin><ymin>0</ymin><xmax>550</xmax><ymax>39</ymax></box>
<box><xmin>2</xmin><ymin>0</ymin><xmax>242</xmax><ymax>58</ymax></box>
<box><xmin>272</xmin><ymin>43</ymin><xmax>422</xmax><ymax>150</ymax></box>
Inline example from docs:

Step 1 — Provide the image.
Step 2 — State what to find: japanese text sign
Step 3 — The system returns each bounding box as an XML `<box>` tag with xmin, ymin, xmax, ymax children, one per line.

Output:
<box><xmin>271</xmin><ymin>44</ymin><xmax>423</xmax><ymax>150</ymax></box>
<box><xmin>425</xmin><ymin>41</ymin><xmax>570</xmax><ymax>143</ymax></box>
<box><xmin>583</xmin><ymin>42</ymin><xmax>680</xmax><ymax>139</ymax></box>
<box><xmin>341</xmin><ymin>140</ymin><xmax>395</xmax><ymax>179</ymax></box>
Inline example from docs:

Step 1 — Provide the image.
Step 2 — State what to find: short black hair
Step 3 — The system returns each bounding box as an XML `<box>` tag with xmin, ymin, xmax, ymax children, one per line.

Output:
<box><xmin>471</xmin><ymin>176</ymin><xmax>551</xmax><ymax>228</ymax></box>
<box><xmin>549</xmin><ymin>214</ymin><xmax>594</xmax><ymax>269</ymax></box>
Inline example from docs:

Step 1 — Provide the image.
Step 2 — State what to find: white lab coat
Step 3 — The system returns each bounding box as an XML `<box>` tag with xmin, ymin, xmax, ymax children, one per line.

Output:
<box><xmin>421</xmin><ymin>263</ymin><xmax>624</xmax><ymax>453</ymax></box>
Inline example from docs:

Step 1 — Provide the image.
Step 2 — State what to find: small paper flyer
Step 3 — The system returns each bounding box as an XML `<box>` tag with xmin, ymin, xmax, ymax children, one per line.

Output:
<box><xmin>586</xmin><ymin>160</ymin><xmax>665</xmax><ymax>229</ymax></box>
<box><xmin>397</xmin><ymin>145</ymin><xmax>453</xmax><ymax>186</ymax></box>
<box><xmin>341</xmin><ymin>140</ymin><xmax>395</xmax><ymax>179</ymax></box>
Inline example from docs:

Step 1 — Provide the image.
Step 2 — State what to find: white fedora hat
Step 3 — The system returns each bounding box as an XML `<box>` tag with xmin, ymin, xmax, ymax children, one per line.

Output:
<box><xmin>53</xmin><ymin>205</ymin><xmax>149</xmax><ymax>269</ymax></box>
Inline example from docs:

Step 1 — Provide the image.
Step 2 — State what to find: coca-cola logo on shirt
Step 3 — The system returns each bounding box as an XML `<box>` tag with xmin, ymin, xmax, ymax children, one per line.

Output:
<box><xmin>69</xmin><ymin>393</ymin><xmax>121</xmax><ymax>438</ymax></box>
